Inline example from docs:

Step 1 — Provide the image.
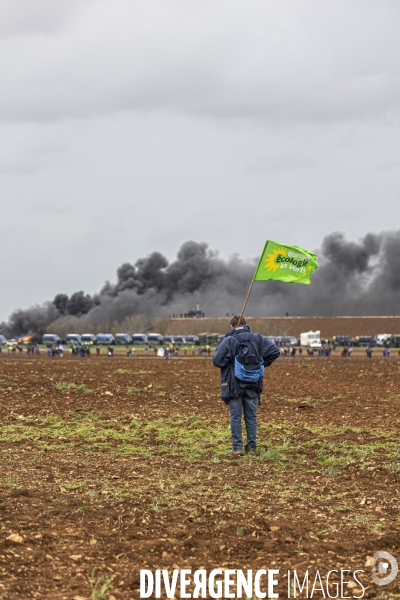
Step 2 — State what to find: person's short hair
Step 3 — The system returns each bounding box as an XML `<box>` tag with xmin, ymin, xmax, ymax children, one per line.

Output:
<box><xmin>230</xmin><ymin>314</ymin><xmax>246</xmax><ymax>327</ymax></box>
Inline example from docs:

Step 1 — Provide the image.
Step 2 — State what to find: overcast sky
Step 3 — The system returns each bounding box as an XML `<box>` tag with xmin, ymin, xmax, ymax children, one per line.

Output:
<box><xmin>1</xmin><ymin>0</ymin><xmax>399</xmax><ymax>321</ymax></box>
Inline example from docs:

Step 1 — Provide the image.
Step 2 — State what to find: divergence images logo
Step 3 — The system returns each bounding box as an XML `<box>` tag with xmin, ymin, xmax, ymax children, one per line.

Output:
<box><xmin>372</xmin><ymin>551</ymin><xmax>398</xmax><ymax>586</ymax></box>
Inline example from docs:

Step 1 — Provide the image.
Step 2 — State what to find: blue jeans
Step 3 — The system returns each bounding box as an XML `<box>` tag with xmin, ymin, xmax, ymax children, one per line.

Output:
<box><xmin>228</xmin><ymin>388</ymin><xmax>259</xmax><ymax>451</ymax></box>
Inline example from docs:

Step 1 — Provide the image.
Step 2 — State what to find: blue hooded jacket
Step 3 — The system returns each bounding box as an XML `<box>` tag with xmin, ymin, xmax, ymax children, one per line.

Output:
<box><xmin>212</xmin><ymin>325</ymin><xmax>280</xmax><ymax>403</ymax></box>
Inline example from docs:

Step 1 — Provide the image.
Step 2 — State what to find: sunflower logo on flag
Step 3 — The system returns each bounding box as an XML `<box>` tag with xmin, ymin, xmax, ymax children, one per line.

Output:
<box><xmin>264</xmin><ymin>248</ymin><xmax>287</xmax><ymax>272</ymax></box>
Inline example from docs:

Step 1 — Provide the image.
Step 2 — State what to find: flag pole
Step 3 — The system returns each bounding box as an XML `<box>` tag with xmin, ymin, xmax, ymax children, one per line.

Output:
<box><xmin>237</xmin><ymin>241</ymin><xmax>268</xmax><ymax>323</ymax></box>
<box><xmin>238</xmin><ymin>279</ymin><xmax>254</xmax><ymax>323</ymax></box>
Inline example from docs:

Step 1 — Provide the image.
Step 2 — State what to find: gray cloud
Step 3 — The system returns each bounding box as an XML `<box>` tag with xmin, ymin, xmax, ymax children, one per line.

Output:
<box><xmin>0</xmin><ymin>0</ymin><xmax>80</xmax><ymax>36</ymax></box>
<box><xmin>0</xmin><ymin>1</ymin><xmax>399</xmax><ymax>321</ymax></box>
<box><xmin>0</xmin><ymin>1</ymin><xmax>399</xmax><ymax>125</ymax></box>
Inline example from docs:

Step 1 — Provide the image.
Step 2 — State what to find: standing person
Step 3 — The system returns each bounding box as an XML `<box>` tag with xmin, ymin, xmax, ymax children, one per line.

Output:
<box><xmin>212</xmin><ymin>315</ymin><xmax>280</xmax><ymax>455</ymax></box>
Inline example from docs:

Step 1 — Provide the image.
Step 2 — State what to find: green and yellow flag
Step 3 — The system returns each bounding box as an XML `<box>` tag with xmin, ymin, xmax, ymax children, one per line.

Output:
<box><xmin>254</xmin><ymin>240</ymin><xmax>318</xmax><ymax>284</ymax></box>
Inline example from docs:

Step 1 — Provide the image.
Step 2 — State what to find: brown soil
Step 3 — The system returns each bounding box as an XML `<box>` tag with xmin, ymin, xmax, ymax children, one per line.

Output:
<box><xmin>1</xmin><ymin>354</ymin><xmax>400</xmax><ymax>599</ymax></box>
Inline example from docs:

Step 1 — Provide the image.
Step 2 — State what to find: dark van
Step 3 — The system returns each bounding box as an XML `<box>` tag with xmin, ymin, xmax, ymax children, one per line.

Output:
<box><xmin>66</xmin><ymin>334</ymin><xmax>82</xmax><ymax>345</ymax></box>
<box><xmin>115</xmin><ymin>333</ymin><xmax>132</xmax><ymax>345</ymax></box>
<box><xmin>42</xmin><ymin>334</ymin><xmax>61</xmax><ymax>345</ymax></box>
<box><xmin>96</xmin><ymin>334</ymin><xmax>115</xmax><ymax>345</ymax></box>
<box><xmin>81</xmin><ymin>334</ymin><xmax>97</xmax><ymax>344</ymax></box>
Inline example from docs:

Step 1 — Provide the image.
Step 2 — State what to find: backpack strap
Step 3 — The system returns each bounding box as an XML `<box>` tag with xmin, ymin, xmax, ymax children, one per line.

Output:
<box><xmin>233</xmin><ymin>331</ymin><xmax>259</xmax><ymax>356</ymax></box>
<box><xmin>232</xmin><ymin>329</ymin><xmax>254</xmax><ymax>343</ymax></box>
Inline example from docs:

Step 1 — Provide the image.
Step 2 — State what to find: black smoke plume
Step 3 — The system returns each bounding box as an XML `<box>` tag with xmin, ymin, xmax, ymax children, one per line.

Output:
<box><xmin>1</xmin><ymin>232</ymin><xmax>400</xmax><ymax>337</ymax></box>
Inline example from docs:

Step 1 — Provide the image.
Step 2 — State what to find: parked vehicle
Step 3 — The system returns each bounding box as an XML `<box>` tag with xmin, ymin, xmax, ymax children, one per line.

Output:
<box><xmin>266</xmin><ymin>335</ymin><xmax>298</xmax><ymax>346</ymax></box>
<box><xmin>174</xmin><ymin>335</ymin><xmax>200</xmax><ymax>345</ymax></box>
<box><xmin>147</xmin><ymin>333</ymin><xmax>164</xmax><ymax>345</ymax></box>
<box><xmin>332</xmin><ymin>336</ymin><xmax>357</xmax><ymax>347</ymax></box>
<box><xmin>42</xmin><ymin>334</ymin><xmax>61</xmax><ymax>345</ymax></box>
<box><xmin>96</xmin><ymin>333</ymin><xmax>115</xmax><ymax>345</ymax></box>
<box><xmin>184</xmin><ymin>335</ymin><xmax>200</xmax><ymax>345</ymax></box>
<box><xmin>187</xmin><ymin>309</ymin><xmax>204</xmax><ymax>318</ymax></box>
<box><xmin>388</xmin><ymin>335</ymin><xmax>400</xmax><ymax>348</ymax></box>
<box><xmin>300</xmin><ymin>331</ymin><xmax>322</xmax><ymax>348</ymax></box>
<box><xmin>0</xmin><ymin>335</ymin><xmax>6</xmax><ymax>345</ymax></box>
<box><xmin>163</xmin><ymin>335</ymin><xmax>176</xmax><ymax>345</ymax></box>
<box><xmin>66</xmin><ymin>334</ymin><xmax>82</xmax><ymax>345</ymax></box>
<box><xmin>198</xmin><ymin>333</ymin><xmax>220</xmax><ymax>345</ymax></box>
<box><xmin>375</xmin><ymin>334</ymin><xmax>391</xmax><ymax>346</ymax></box>
<box><xmin>162</xmin><ymin>334</ymin><xmax>200</xmax><ymax>346</ymax></box>
<box><xmin>114</xmin><ymin>333</ymin><xmax>132</xmax><ymax>345</ymax></box>
<box><xmin>131</xmin><ymin>334</ymin><xmax>148</xmax><ymax>344</ymax></box>
<box><xmin>81</xmin><ymin>334</ymin><xmax>97</xmax><ymax>344</ymax></box>
<box><xmin>355</xmin><ymin>336</ymin><xmax>374</xmax><ymax>347</ymax></box>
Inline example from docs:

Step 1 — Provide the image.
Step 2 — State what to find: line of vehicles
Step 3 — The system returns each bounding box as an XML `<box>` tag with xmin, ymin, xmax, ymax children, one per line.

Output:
<box><xmin>40</xmin><ymin>333</ymin><xmax>202</xmax><ymax>346</ymax></box>
<box><xmin>288</xmin><ymin>332</ymin><xmax>400</xmax><ymax>348</ymax></box>
<box><xmin>1</xmin><ymin>330</ymin><xmax>399</xmax><ymax>349</ymax></box>
<box><xmin>39</xmin><ymin>332</ymin><xmax>317</xmax><ymax>347</ymax></box>
<box><xmin>332</xmin><ymin>334</ymin><xmax>400</xmax><ymax>347</ymax></box>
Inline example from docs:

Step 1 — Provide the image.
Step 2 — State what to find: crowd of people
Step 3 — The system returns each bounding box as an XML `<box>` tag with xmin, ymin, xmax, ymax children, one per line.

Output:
<box><xmin>1</xmin><ymin>340</ymin><xmax>399</xmax><ymax>359</ymax></box>
<box><xmin>279</xmin><ymin>345</ymin><xmax>332</xmax><ymax>357</ymax></box>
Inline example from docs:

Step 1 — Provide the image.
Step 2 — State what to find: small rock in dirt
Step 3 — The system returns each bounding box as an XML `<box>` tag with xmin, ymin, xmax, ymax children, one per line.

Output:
<box><xmin>365</xmin><ymin>556</ymin><xmax>374</xmax><ymax>567</ymax></box>
<box><xmin>59</xmin><ymin>486</ymin><xmax>67</xmax><ymax>493</ymax></box>
<box><xmin>73</xmin><ymin>596</ymin><xmax>87</xmax><ymax>600</ymax></box>
<box><xmin>89</xmin><ymin>538</ymin><xmax>97</xmax><ymax>546</ymax></box>
<box><xmin>284</xmin><ymin>536</ymin><xmax>295</xmax><ymax>543</ymax></box>
<box><xmin>7</xmin><ymin>533</ymin><xmax>23</xmax><ymax>544</ymax></box>
<box><xmin>347</xmin><ymin>581</ymin><xmax>357</xmax><ymax>589</ymax></box>
<box><xmin>270</xmin><ymin>526</ymin><xmax>280</xmax><ymax>532</ymax></box>
<box><xmin>70</xmin><ymin>554</ymin><xmax>82</xmax><ymax>561</ymax></box>
<box><xmin>360</xmin><ymin>497</ymin><xmax>366</xmax><ymax>505</ymax></box>
<box><xmin>104</xmin><ymin>391</ymin><xmax>113</xmax><ymax>396</ymax></box>
<box><xmin>297</xmin><ymin>402</ymin><xmax>310</xmax><ymax>409</ymax></box>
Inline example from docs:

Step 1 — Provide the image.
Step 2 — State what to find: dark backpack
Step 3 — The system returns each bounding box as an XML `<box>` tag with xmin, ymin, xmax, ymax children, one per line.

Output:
<box><xmin>233</xmin><ymin>333</ymin><xmax>265</xmax><ymax>383</ymax></box>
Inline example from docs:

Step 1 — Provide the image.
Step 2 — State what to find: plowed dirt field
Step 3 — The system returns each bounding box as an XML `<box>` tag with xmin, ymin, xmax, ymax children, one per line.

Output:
<box><xmin>1</xmin><ymin>354</ymin><xmax>400</xmax><ymax>599</ymax></box>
